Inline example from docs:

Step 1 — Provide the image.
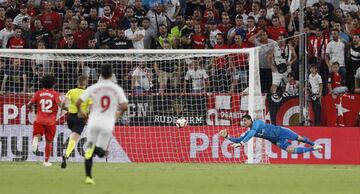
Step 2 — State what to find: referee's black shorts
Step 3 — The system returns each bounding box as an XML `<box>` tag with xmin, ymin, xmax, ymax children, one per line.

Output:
<box><xmin>67</xmin><ymin>113</ymin><xmax>86</xmax><ymax>135</ymax></box>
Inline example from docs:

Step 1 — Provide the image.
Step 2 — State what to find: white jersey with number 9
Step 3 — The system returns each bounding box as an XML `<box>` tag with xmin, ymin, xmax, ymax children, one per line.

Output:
<box><xmin>80</xmin><ymin>79</ymin><xmax>128</xmax><ymax>131</ymax></box>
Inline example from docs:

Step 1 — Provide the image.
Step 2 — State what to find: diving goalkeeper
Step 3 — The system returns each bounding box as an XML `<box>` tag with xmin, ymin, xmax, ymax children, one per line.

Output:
<box><xmin>219</xmin><ymin>115</ymin><xmax>323</xmax><ymax>154</ymax></box>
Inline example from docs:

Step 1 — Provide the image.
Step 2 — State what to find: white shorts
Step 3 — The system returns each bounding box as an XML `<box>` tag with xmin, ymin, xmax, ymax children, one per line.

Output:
<box><xmin>86</xmin><ymin>118</ymin><xmax>114</xmax><ymax>150</ymax></box>
<box><xmin>272</xmin><ymin>70</ymin><xmax>290</xmax><ymax>86</ymax></box>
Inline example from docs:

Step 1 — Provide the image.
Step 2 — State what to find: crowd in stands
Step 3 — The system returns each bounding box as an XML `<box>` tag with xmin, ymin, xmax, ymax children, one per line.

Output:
<box><xmin>0</xmin><ymin>0</ymin><xmax>359</xmax><ymax>99</ymax></box>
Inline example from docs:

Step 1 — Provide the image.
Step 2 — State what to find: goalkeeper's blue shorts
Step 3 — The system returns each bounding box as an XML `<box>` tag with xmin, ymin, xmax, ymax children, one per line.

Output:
<box><xmin>275</xmin><ymin>127</ymin><xmax>299</xmax><ymax>150</ymax></box>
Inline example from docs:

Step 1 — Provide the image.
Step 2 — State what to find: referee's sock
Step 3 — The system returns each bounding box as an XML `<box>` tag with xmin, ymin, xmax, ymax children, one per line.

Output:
<box><xmin>293</xmin><ymin>147</ymin><xmax>313</xmax><ymax>154</ymax></box>
<box><xmin>300</xmin><ymin>137</ymin><xmax>315</xmax><ymax>146</ymax></box>
<box><xmin>65</xmin><ymin>139</ymin><xmax>76</xmax><ymax>158</ymax></box>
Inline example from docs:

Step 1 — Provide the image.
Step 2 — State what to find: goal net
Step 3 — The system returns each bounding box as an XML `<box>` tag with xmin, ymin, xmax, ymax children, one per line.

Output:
<box><xmin>0</xmin><ymin>49</ymin><xmax>268</xmax><ymax>164</ymax></box>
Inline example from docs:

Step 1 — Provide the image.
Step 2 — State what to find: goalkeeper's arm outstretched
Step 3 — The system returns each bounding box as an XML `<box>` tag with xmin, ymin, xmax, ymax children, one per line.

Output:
<box><xmin>219</xmin><ymin>115</ymin><xmax>323</xmax><ymax>154</ymax></box>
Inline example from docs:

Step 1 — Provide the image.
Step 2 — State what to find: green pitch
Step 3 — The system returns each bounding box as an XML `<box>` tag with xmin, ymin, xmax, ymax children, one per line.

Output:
<box><xmin>0</xmin><ymin>162</ymin><xmax>359</xmax><ymax>194</ymax></box>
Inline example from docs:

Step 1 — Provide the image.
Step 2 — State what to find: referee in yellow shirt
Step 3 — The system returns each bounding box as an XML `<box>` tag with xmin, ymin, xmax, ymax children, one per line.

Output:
<box><xmin>61</xmin><ymin>75</ymin><xmax>92</xmax><ymax>168</ymax></box>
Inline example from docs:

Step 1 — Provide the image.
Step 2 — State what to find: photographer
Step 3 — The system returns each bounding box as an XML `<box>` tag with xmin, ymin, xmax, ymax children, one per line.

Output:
<box><xmin>267</xmin><ymin>34</ymin><xmax>297</xmax><ymax>95</ymax></box>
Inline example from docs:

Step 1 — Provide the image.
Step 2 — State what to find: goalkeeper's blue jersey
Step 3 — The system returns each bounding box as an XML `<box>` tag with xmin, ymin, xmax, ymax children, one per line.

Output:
<box><xmin>229</xmin><ymin>120</ymin><xmax>284</xmax><ymax>144</ymax></box>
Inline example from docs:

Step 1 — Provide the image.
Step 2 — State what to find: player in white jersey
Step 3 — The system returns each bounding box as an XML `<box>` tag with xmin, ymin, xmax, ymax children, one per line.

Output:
<box><xmin>76</xmin><ymin>64</ymin><xmax>128</xmax><ymax>185</ymax></box>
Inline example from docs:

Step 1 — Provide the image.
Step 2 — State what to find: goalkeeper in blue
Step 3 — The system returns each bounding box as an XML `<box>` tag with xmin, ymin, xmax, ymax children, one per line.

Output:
<box><xmin>219</xmin><ymin>115</ymin><xmax>323</xmax><ymax>154</ymax></box>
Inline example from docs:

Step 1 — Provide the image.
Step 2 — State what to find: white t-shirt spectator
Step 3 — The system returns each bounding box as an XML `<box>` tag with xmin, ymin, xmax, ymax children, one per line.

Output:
<box><xmin>0</xmin><ymin>28</ymin><xmax>14</xmax><ymax>48</ymax></box>
<box><xmin>308</xmin><ymin>73</ymin><xmax>323</xmax><ymax>94</ymax></box>
<box><xmin>255</xmin><ymin>38</ymin><xmax>277</xmax><ymax>69</ymax></box>
<box><xmin>340</xmin><ymin>1</ymin><xmax>359</xmax><ymax>14</ymax></box>
<box><xmin>145</xmin><ymin>10</ymin><xmax>167</xmax><ymax>34</ymax></box>
<box><xmin>209</xmin><ymin>29</ymin><xmax>222</xmax><ymax>48</ymax></box>
<box><xmin>125</xmin><ymin>27</ymin><xmax>146</xmax><ymax>49</ymax></box>
<box><xmin>326</xmin><ymin>39</ymin><xmax>345</xmax><ymax>67</ymax></box>
<box><xmin>132</xmin><ymin>66</ymin><xmax>152</xmax><ymax>91</ymax></box>
<box><xmin>165</xmin><ymin>0</ymin><xmax>180</xmax><ymax>22</ymax></box>
<box><xmin>285</xmin><ymin>80</ymin><xmax>299</xmax><ymax>94</ymax></box>
<box><xmin>185</xmin><ymin>68</ymin><xmax>209</xmax><ymax>91</ymax></box>
<box><xmin>12</xmin><ymin>14</ymin><xmax>31</xmax><ymax>27</ymax></box>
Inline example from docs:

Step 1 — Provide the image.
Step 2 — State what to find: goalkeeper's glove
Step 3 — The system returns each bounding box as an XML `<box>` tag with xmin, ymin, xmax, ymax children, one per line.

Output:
<box><xmin>231</xmin><ymin>142</ymin><xmax>244</xmax><ymax>148</ymax></box>
<box><xmin>219</xmin><ymin>129</ymin><xmax>229</xmax><ymax>139</ymax></box>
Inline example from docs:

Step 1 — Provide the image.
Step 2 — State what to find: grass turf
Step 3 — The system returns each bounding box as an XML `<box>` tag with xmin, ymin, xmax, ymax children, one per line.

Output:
<box><xmin>0</xmin><ymin>162</ymin><xmax>359</xmax><ymax>194</ymax></box>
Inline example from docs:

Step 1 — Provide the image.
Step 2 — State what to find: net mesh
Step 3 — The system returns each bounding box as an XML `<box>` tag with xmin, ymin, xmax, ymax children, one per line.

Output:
<box><xmin>0</xmin><ymin>49</ymin><xmax>268</xmax><ymax>163</ymax></box>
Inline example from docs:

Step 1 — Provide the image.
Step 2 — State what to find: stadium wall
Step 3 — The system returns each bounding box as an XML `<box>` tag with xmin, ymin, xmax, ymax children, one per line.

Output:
<box><xmin>0</xmin><ymin>125</ymin><xmax>359</xmax><ymax>164</ymax></box>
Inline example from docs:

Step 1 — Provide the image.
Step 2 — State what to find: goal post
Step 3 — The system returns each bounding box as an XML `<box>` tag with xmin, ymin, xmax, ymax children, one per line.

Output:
<box><xmin>0</xmin><ymin>48</ymin><xmax>268</xmax><ymax>164</ymax></box>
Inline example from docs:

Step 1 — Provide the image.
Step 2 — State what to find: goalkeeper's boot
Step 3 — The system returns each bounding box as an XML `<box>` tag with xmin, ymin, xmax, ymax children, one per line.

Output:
<box><xmin>85</xmin><ymin>176</ymin><xmax>95</xmax><ymax>185</ymax></box>
<box><xmin>61</xmin><ymin>155</ymin><xmax>67</xmax><ymax>169</ymax></box>
<box><xmin>313</xmin><ymin>145</ymin><xmax>323</xmax><ymax>151</ymax></box>
<box><xmin>32</xmin><ymin>137</ymin><xmax>39</xmax><ymax>152</ymax></box>
<box><xmin>42</xmin><ymin>161</ymin><xmax>52</xmax><ymax>167</ymax></box>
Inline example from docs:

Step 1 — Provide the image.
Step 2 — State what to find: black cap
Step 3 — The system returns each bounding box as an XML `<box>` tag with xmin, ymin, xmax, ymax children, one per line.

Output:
<box><xmin>235</xmin><ymin>14</ymin><xmax>243</xmax><ymax>20</ymax></box>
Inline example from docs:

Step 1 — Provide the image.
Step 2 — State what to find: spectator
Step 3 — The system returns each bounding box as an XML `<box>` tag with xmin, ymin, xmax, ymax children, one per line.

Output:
<box><xmin>131</xmin><ymin>62</ymin><xmax>153</xmax><ymax>94</ymax></box>
<box><xmin>155</xmin><ymin>24</ymin><xmax>173</xmax><ymax>49</ymax></box>
<box><xmin>0</xmin><ymin>17</ymin><xmax>14</xmax><ymax>48</ymax></box>
<box><xmin>325</xmin><ymin>29</ymin><xmax>346</xmax><ymax>81</ymax></box>
<box><xmin>38</xmin><ymin>1</ymin><xmax>62</xmax><ymax>42</ymax></box>
<box><xmin>7</xmin><ymin>27</ymin><xmax>25</xmax><ymax>49</ymax></box>
<box><xmin>26</xmin><ymin>0</ymin><xmax>39</xmax><ymax>18</ymax></box>
<box><xmin>355</xmin><ymin>67</ymin><xmax>360</xmax><ymax>93</ymax></box>
<box><xmin>227</xmin><ymin>14</ymin><xmax>247</xmax><ymax>45</ymax></box>
<box><xmin>119</xmin><ymin>6</ymin><xmax>134</xmax><ymax>30</ymax></box>
<box><xmin>73</xmin><ymin>20</ymin><xmax>95</xmax><ymax>49</ymax></box>
<box><xmin>208</xmin><ymin>19</ymin><xmax>221</xmax><ymax>48</ymax></box>
<box><xmin>125</xmin><ymin>18</ymin><xmax>145</xmax><ymax>49</ymax></box>
<box><xmin>229</xmin><ymin>34</ymin><xmax>248</xmax><ymax>93</ymax></box>
<box><xmin>12</xmin><ymin>4</ymin><xmax>30</xmax><ymax>27</ymax></box>
<box><xmin>95</xmin><ymin>20</ymin><xmax>109</xmax><ymax>48</ymax></box>
<box><xmin>178</xmin><ymin>16</ymin><xmax>194</xmax><ymax>49</ymax></box>
<box><xmin>4</xmin><ymin>0</ymin><xmax>19</xmax><ymax>19</ymax></box>
<box><xmin>101</xmin><ymin>4</ymin><xmax>119</xmax><ymax>29</ymax></box>
<box><xmin>0</xmin><ymin>6</ymin><xmax>5</xmax><ymax>30</ymax></box>
<box><xmin>218</xmin><ymin>12</ymin><xmax>232</xmax><ymax>35</ymax></box>
<box><xmin>57</xmin><ymin>27</ymin><xmax>73</xmax><ymax>49</ymax></box>
<box><xmin>53</xmin><ymin>0</ymin><xmax>66</xmax><ymax>15</ymax></box>
<box><xmin>165</xmin><ymin>0</ymin><xmax>180</xmax><ymax>23</ymax></box>
<box><xmin>285</xmin><ymin>72</ymin><xmax>299</xmax><ymax>95</ymax></box>
<box><xmin>212</xmin><ymin>33</ymin><xmax>229</xmax><ymax>92</ymax></box>
<box><xmin>30</xmin><ymin>64</ymin><xmax>45</xmax><ymax>92</ymax></box>
<box><xmin>191</xmin><ymin>23</ymin><xmax>207</xmax><ymax>49</ymax></box>
<box><xmin>266</xmin><ymin>0</ymin><xmax>275</xmax><ymax>20</ymax></box>
<box><xmin>184</xmin><ymin>58</ymin><xmax>209</xmax><ymax>93</ymax></box>
<box><xmin>145</xmin><ymin>4</ymin><xmax>167</xmax><ymax>34</ymax></box>
<box><xmin>86</xmin><ymin>7</ymin><xmax>100</xmax><ymax>32</ymax></box>
<box><xmin>250</xmin><ymin>30</ymin><xmax>276</xmax><ymax>93</ymax></box>
<box><xmin>1</xmin><ymin>58</ymin><xmax>27</xmax><ymax>93</ymax></box>
<box><xmin>63</xmin><ymin>34</ymin><xmax>77</xmax><ymax>49</ymax></box>
<box><xmin>332</xmin><ymin>21</ymin><xmax>350</xmax><ymax>44</ymax></box>
<box><xmin>153</xmin><ymin>41</ymin><xmax>180</xmax><ymax>94</ymax></box>
<box><xmin>234</xmin><ymin>1</ymin><xmax>248</xmax><ymax>24</ymax></box>
<box><xmin>245</xmin><ymin>16</ymin><xmax>258</xmax><ymax>47</ymax></box>
<box><xmin>267</xmin><ymin>16</ymin><xmax>287</xmax><ymax>41</ymax></box>
<box><xmin>308</xmin><ymin>64</ymin><xmax>323</xmax><ymax>126</ymax></box>
<box><xmin>133</xmin><ymin>0</ymin><xmax>147</xmax><ymax>23</ymax></box>
<box><xmin>32</xmin><ymin>40</ymin><xmax>52</xmax><ymax>74</ymax></box>
<box><xmin>20</xmin><ymin>17</ymin><xmax>32</xmax><ymax>49</ymax></box>
<box><xmin>327</xmin><ymin>62</ymin><xmax>343</xmax><ymax>94</ymax></box>
<box><xmin>32</xmin><ymin>19</ymin><xmax>51</xmax><ymax>49</ymax></box>
<box><xmin>107</xmin><ymin>28</ymin><xmax>133</xmax><ymax>49</ymax></box>
<box><xmin>339</xmin><ymin>0</ymin><xmax>359</xmax><ymax>14</ymax></box>
<box><xmin>248</xmin><ymin>1</ymin><xmax>261</xmax><ymax>22</ymax></box>
<box><xmin>349</xmin><ymin>34</ymin><xmax>360</xmax><ymax>91</ymax></box>
<box><xmin>267</xmin><ymin>34</ymin><xmax>297</xmax><ymax>95</ymax></box>
<box><xmin>308</xmin><ymin>27</ymin><xmax>330</xmax><ymax>66</ymax></box>
<box><xmin>272</xmin><ymin>3</ymin><xmax>285</xmax><ymax>27</ymax></box>
<box><xmin>142</xmin><ymin>17</ymin><xmax>156</xmax><ymax>49</ymax></box>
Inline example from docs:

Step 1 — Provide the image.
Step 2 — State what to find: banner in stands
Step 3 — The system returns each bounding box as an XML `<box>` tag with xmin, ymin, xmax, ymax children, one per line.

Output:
<box><xmin>321</xmin><ymin>94</ymin><xmax>360</xmax><ymax>127</ymax></box>
<box><xmin>1</xmin><ymin>125</ymin><xmax>359</xmax><ymax>164</ymax></box>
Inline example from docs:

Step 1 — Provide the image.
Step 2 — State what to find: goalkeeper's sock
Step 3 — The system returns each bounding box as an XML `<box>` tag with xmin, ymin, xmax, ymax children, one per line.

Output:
<box><xmin>85</xmin><ymin>156</ymin><xmax>93</xmax><ymax>178</ymax></box>
<box><xmin>293</xmin><ymin>147</ymin><xmax>313</xmax><ymax>154</ymax></box>
<box><xmin>45</xmin><ymin>143</ymin><xmax>52</xmax><ymax>162</ymax></box>
<box><xmin>300</xmin><ymin>137</ymin><xmax>315</xmax><ymax>146</ymax></box>
<box><xmin>65</xmin><ymin>139</ymin><xmax>76</xmax><ymax>158</ymax></box>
